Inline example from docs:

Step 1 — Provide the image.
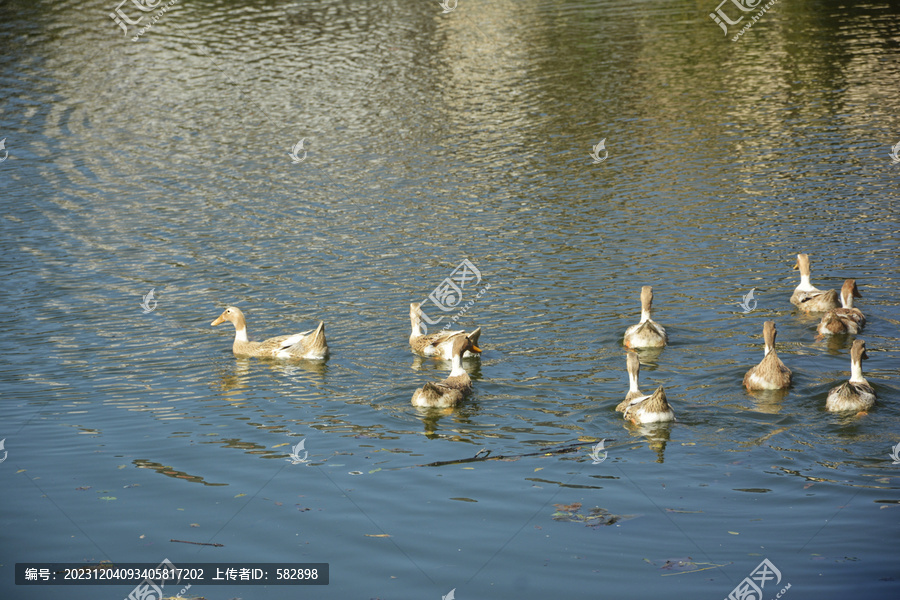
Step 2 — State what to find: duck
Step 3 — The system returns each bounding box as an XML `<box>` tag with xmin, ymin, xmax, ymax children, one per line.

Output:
<box><xmin>743</xmin><ymin>321</ymin><xmax>792</xmax><ymax>390</ymax></box>
<box><xmin>790</xmin><ymin>253</ymin><xmax>839</xmax><ymax>312</ymax></box>
<box><xmin>622</xmin><ymin>386</ymin><xmax>675</xmax><ymax>424</ymax></box>
<box><xmin>817</xmin><ymin>279</ymin><xmax>865</xmax><ymax>335</ymax></box>
<box><xmin>409</xmin><ymin>302</ymin><xmax>482</xmax><ymax>359</ymax></box>
<box><xmin>411</xmin><ymin>335</ymin><xmax>480</xmax><ymax>408</ymax></box>
<box><xmin>615</xmin><ymin>351</ymin><xmax>645</xmax><ymax>412</ymax></box>
<box><xmin>623</xmin><ymin>286</ymin><xmax>667</xmax><ymax>348</ymax></box>
<box><xmin>826</xmin><ymin>339</ymin><xmax>875</xmax><ymax>412</ymax></box>
<box><xmin>211</xmin><ymin>306</ymin><xmax>328</xmax><ymax>359</ymax></box>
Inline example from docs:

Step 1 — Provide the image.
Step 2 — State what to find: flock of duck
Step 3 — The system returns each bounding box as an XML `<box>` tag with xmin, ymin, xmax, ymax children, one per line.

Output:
<box><xmin>210</xmin><ymin>253</ymin><xmax>877</xmax><ymax>419</ymax></box>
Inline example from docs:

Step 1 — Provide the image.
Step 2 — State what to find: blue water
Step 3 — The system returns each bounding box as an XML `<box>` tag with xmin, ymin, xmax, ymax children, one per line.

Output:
<box><xmin>1</xmin><ymin>0</ymin><xmax>899</xmax><ymax>598</ymax></box>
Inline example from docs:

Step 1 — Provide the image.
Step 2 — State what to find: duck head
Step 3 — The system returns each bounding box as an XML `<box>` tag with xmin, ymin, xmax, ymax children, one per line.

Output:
<box><xmin>450</xmin><ymin>334</ymin><xmax>481</xmax><ymax>359</ymax></box>
<box><xmin>840</xmin><ymin>279</ymin><xmax>862</xmax><ymax>308</ymax></box>
<box><xmin>211</xmin><ymin>306</ymin><xmax>246</xmax><ymax>329</ymax></box>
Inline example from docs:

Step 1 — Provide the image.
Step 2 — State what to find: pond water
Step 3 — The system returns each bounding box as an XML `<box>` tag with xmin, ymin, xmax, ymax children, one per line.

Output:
<box><xmin>1</xmin><ymin>0</ymin><xmax>899</xmax><ymax>598</ymax></box>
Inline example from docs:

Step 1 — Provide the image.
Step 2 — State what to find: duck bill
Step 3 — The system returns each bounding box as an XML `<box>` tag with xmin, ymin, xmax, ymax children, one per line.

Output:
<box><xmin>470</xmin><ymin>344</ymin><xmax>482</xmax><ymax>353</ymax></box>
<box><xmin>211</xmin><ymin>314</ymin><xmax>226</xmax><ymax>326</ymax></box>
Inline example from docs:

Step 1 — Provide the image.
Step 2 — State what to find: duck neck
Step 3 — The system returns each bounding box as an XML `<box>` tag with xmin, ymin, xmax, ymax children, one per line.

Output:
<box><xmin>797</xmin><ymin>272</ymin><xmax>815</xmax><ymax>291</ymax></box>
<box><xmin>639</xmin><ymin>306</ymin><xmax>651</xmax><ymax>324</ymax></box>
<box><xmin>840</xmin><ymin>290</ymin><xmax>854</xmax><ymax>309</ymax></box>
<box><xmin>763</xmin><ymin>343</ymin><xmax>773</xmax><ymax>357</ymax></box>
<box><xmin>410</xmin><ymin>313</ymin><xmax>424</xmax><ymax>337</ymax></box>
<box><xmin>449</xmin><ymin>353</ymin><xmax>466</xmax><ymax>377</ymax></box>
<box><xmin>231</xmin><ymin>314</ymin><xmax>249</xmax><ymax>343</ymax></box>
<box><xmin>850</xmin><ymin>358</ymin><xmax>866</xmax><ymax>384</ymax></box>
<box><xmin>628</xmin><ymin>370</ymin><xmax>640</xmax><ymax>394</ymax></box>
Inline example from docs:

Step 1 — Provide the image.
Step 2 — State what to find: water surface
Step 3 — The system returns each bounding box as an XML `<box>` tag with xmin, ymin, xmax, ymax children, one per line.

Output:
<box><xmin>1</xmin><ymin>0</ymin><xmax>899</xmax><ymax>598</ymax></box>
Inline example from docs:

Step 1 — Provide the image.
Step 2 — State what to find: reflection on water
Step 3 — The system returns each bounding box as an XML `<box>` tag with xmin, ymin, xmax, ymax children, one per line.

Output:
<box><xmin>2</xmin><ymin>0</ymin><xmax>899</xmax><ymax>598</ymax></box>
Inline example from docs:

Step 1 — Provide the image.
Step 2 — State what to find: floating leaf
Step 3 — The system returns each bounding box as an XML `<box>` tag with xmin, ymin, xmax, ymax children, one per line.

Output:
<box><xmin>728</xmin><ymin>531</ymin><xmax>739</xmax><ymax>535</ymax></box>
<box><xmin>534</xmin><ymin>467</ymin><xmax>543</xmax><ymax>472</ymax></box>
<box><xmin>190</xmin><ymin>523</ymin><xmax>199</xmax><ymax>528</ymax></box>
<box><xmin>349</xmin><ymin>471</ymin><xmax>363</xmax><ymax>475</ymax></box>
<box><xmin>365</xmin><ymin>534</ymin><xmax>390</xmax><ymax>538</ymax></box>
<box><xmin>99</xmin><ymin>496</ymin><xmax>117</xmax><ymax>501</ymax></box>
<box><xmin>235</xmin><ymin>493</ymin><xmax>246</xmax><ymax>498</ymax></box>
<box><xmin>368</xmin><ymin>468</ymin><xmax>382</xmax><ymax>474</ymax></box>
<box><xmin>272</xmin><ymin>442</ymin><xmax>290</xmax><ymax>448</ymax></box>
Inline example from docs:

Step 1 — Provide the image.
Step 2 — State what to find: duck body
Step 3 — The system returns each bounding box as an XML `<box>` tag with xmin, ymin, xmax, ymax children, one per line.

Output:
<box><xmin>409</xmin><ymin>303</ymin><xmax>481</xmax><ymax>359</ymax></box>
<box><xmin>743</xmin><ymin>321</ymin><xmax>792</xmax><ymax>390</ymax></box>
<box><xmin>211</xmin><ymin>306</ymin><xmax>328</xmax><ymax>360</ymax></box>
<box><xmin>790</xmin><ymin>253</ymin><xmax>839</xmax><ymax>313</ymax></box>
<box><xmin>622</xmin><ymin>386</ymin><xmax>675</xmax><ymax>424</ymax></box>
<box><xmin>411</xmin><ymin>335</ymin><xmax>480</xmax><ymax>408</ymax></box>
<box><xmin>818</xmin><ymin>279</ymin><xmax>865</xmax><ymax>335</ymax></box>
<box><xmin>623</xmin><ymin>286</ymin><xmax>668</xmax><ymax>349</ymax></box>
<box><xmin>826</xmin><ymin>339</ymin><xmax>875</xmax><ymax>412</ymax></box>
<box><xmin>615</xmin><ymin>351</ymin><xmax>644</xmax><ymax>412</ymax></box>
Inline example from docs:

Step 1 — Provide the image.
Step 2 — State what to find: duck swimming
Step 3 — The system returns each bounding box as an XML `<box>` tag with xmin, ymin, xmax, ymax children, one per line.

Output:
<box><xmin>743</xmin><ymin>321</ymin><xmax>792</xmax><ymax>390</ymax></box>
<box><xmin>623</xmin><ymin>286</ymin><xmax>668</xmax><ymax>349</ymax></box>
<box><xmin>615</xmin><ymin>351</ymin><xmax>644</xmax><ymax>412</ymax></box>
<box><xmin>408</xmin><ymin>302</ymin><xmax>481</xmax><ymax>359</ymax></box>
<box><xmin>211</xmin><ymin>306</ymin><xmax>328</xmax><ymax>359</ymax></box>
<box><xmin>826</xmin><ymin>339</ymin><xmax>875</xmax><ymax>412</ymax></box>
<box><xmin>411</xmin><ymin>335</ymin><xmax>481</xmax><ymax>408</ymax></box>
<box><xmin>790</xmin><ymin>253</ymin><xmax>839</xmax><ymax>312</ymax></box>
<box><xmin>622</xmin><ymin>385</ymin><xmax>675</xmax><ymax>424</ymax></box>
<box><xmin>817</xmin><ymin>279</ymin><xmax>865</xmax><ymax>335</ymax></box>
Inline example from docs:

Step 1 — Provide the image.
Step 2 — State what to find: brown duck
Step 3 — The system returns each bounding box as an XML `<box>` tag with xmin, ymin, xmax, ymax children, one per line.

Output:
<box><xmin>211</xmin><ymin>306</ymin><xmax>328</xmax><ymax>359</ymax></box>
<box><xmin>411</xmin><ymin>335</ymin><xmax>480</xmax><ymax>408</ymax></box>
<box><xmin>817</xmin><ymin>279</ymin><xmax>865</xmax><ymax>335</ymax></box>
<box><xmin>743</xmin><ymin>321</ymin><xmax>792</xmax><ymax>390</ymax></box>
<box><xmin>408</xmin><ymin>302</ymin><xmax>481</xmax><ymax>359</ymax></box>
<box><xmin>790</xmin><ymin>253</ymin><xmax>838</xmax><ymax>312</ymax></box>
